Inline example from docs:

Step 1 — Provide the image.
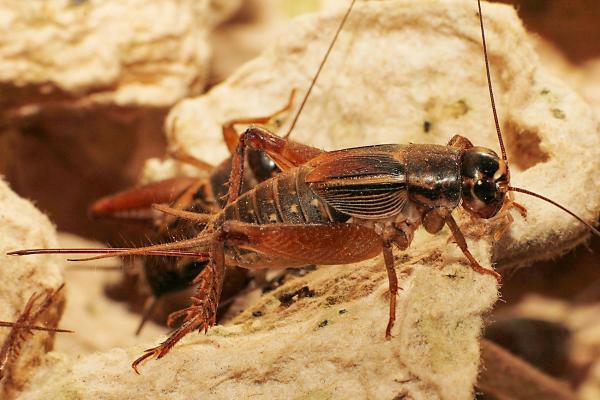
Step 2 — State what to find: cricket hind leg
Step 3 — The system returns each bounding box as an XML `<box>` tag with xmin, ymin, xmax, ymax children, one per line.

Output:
<box><xmin>218</xmin><ymin>222</ymin><xmax>401</xmax><ymax>339</ymax></box>
<box><xmin>164</xmin><ymin>264</ymin><xmax>216</xmax><ymax>329</ymax></box>
<box><xmin>130</xmin><ymin>221</ymin><xmax>384</xmax><ymax>372</ymax></box>
<box><xmin>132</xmin><ymin>241</ymin><xmax>225</xmax><ymax>374</ymax></box>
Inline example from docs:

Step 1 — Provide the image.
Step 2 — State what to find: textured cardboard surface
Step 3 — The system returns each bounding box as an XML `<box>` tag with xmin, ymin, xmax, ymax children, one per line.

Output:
<box><xmin>0</xmin><ymin>179</ymin><xmax>62</xmax><ymax>398</ymax></box>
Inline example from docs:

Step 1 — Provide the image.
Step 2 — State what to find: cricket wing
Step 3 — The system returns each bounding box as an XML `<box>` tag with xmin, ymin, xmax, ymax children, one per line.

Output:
<box><xmin>305</xmin><ymin>146</ymin><xmax>408</xmax><ymax>219</ymax></box>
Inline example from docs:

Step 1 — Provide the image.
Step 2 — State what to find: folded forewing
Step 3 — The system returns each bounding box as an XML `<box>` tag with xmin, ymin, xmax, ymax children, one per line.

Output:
<box><xmin>306</xmin><ymin>146</ymin><xmax>407</xmax><ymax>220</ymax></box>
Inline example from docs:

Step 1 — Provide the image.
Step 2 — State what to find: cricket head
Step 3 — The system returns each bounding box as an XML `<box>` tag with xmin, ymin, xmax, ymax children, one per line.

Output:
<box><xmin>460</xmin><ymin>146</ymin><xmax>509</xmax><ymax>219</ymax></box>
<box><xmin>467</xmin><ymin>0</ymin><xmax>598</xmax><ymax>237</ymax></box>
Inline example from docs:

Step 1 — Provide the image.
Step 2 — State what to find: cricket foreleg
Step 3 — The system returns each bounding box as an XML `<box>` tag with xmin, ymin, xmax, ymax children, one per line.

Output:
<box><xmin>445</xmin><ymin>214</ymin><xmax>501</xmax><ymax>283</ymax></box>
<box><xmin>491</xmin><ymin>193</ymin><xmax>528</xmax><ymax>241</ymax></box>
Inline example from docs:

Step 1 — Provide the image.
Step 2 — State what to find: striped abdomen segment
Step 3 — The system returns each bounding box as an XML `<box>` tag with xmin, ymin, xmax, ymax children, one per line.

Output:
<box><xmin>222</xmin><ymin>166</ymin><xmax>349</xmax><ymax>226</ymax></box>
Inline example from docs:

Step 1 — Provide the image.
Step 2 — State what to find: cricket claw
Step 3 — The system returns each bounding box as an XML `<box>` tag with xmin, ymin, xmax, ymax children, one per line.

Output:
<box><xmin>512</xmin><ymin>201</ymin><xmax>528</xmax><ymax>219</ymax></box>
<box><xmin>484</xmin><ymin>268</ymin><xmax>502</xmax><ymax>284</ymax></box>
<box><xmin>131</xmin><ymin>347</ymin><xmax>160</xmax><ymax>374</ymax></box>
<box><xmin>131</xmin><ymin>342</ymin><xmax>177</xmax><ymax>374</ymax></box>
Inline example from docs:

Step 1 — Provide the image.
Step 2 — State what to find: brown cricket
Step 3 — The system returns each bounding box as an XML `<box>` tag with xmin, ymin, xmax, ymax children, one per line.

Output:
<box><xmin>8</xmin><ymin>0</ymin><xmax>600</xmax><ymax>374</ymax></box>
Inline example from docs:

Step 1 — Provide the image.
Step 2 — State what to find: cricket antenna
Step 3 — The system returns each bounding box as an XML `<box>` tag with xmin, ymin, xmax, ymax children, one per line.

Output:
<box><xmin>477</xmin><ymin>0</ymin><xmax>509</xmax><ymax>177</ymax></box>
<box><xmin>477</xmin><ymin>0</ymin><xmax>600</xmax><ymax>238</ymax></box>
<box><xmin>284</xmin><ymin>0</ymin><xmax>357</xmax><ymax>139</ymax></box>
<box><xmin>509</xmin><ymin>186</ymin><xmax>600</xmax><ymax>237</ymax></box>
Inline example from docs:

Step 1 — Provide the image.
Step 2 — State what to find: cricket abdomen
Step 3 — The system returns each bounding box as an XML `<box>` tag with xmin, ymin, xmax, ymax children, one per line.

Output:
<box><xmin>223</xmin><ymin>166</ymin><xmax>349</xmax><ymax>226</ymax></box>
<box><xmin>220</xmin><ymin>166</ymin><xmax>350</xmax><ymax>268</ymax></box>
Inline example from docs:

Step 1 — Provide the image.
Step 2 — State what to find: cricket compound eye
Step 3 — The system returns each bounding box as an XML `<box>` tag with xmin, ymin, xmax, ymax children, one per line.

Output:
<box><xmin>247</xmin><ymin>149</ymin><xmax>279</xmax><ymax>181</ymax></box>
<box><xmin>460</xmin><ymin>147</ymin><xmax>507</xmax><ymax>219</ymax></box>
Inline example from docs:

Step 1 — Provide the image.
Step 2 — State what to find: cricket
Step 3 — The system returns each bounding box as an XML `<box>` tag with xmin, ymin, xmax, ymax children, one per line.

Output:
<box><xmin>5</xmin><ymin>0</ymin><xmax>600</xmax><ymax>391</ymax></box>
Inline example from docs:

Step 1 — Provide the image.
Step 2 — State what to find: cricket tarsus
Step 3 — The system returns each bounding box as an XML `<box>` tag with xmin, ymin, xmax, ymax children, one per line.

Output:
<box><xmin>132</xmin><ymin>351</ymin><xmax>154</xmax><ymax>375</ymax></box>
